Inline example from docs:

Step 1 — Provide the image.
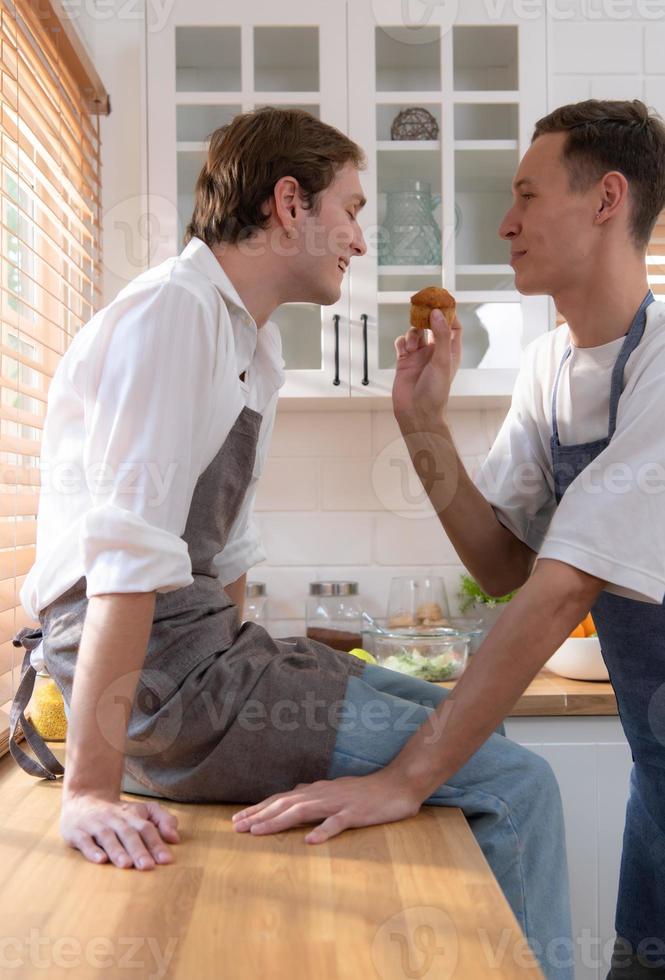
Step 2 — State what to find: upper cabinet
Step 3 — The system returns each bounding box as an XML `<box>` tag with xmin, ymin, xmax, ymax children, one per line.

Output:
<box><xmin>145</xmin><ymin>0</ymin><xmax>551</xmax><ymax>402</ymax></box>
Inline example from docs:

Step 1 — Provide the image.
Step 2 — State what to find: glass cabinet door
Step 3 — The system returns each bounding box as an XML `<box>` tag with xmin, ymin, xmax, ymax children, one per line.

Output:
<box><xmin>146</xmin><ymin>0</ymin><xmax>351</xmax><ymax>396</ymax></box>
<box><xmin>347</xmin><ymin>0</ymin><xmax>549</xmax><ymax>399</ymax></box>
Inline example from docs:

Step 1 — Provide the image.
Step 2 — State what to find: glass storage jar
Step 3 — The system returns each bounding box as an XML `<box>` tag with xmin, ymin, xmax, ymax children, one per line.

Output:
<box><xmin>306</xmin><ymin>582</ymin><xmax>364</xmax><ymax>652</ymax></box>
<box><xmin>244</xmin><ymin>582</ymin><xmax>270</xmax><ymax>630</ymax></box>
<box><xmin>27</xmin><ymin>668</ymin><xmax>67</xmax><ymax>741</ymax></box>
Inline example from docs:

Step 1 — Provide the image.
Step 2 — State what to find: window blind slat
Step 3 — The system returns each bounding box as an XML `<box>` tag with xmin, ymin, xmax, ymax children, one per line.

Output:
<box><xmin>0</xmin><ymin>546</ymin><xmax>36</xmax><ymax>581</ymax></box>
<box><xmin>0</xmin><ymin>494</ymin><xmax>39</xmax><ymax>518</ymax></box>
<box><xmin>0</xmin><ymin>517</ymin><xmax>36</xmax><ymax>548</ymax></box>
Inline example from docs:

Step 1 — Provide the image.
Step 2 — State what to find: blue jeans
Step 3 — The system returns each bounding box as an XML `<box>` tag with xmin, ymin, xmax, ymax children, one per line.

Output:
<box><xmin>326</xmin><ymin>663</ymin><xmax>574</xmax><ymax>980</ymax></box>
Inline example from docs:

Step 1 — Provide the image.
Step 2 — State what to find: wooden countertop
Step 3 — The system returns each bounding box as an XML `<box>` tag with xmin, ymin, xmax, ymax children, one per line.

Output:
<box><xmin>439</xmin><ymin>668</ymin><xmax>618</xmax><ymax>717</ymax></box>
<box><xmin>0</xmin><ymin>751</ymin><xmax>543</xmax><ymax>979</ymax></box>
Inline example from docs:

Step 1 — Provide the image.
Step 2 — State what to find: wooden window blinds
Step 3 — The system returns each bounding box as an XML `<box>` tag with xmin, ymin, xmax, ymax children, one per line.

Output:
<box><xmin>0</xmin><ymin>0</ymin><xmax>108</xmax><ymax>755</ymax></box>
<box><xmin>649</xmin><ymin>210</ymin><xmax>665</xmax><ymax>301</ymax></box>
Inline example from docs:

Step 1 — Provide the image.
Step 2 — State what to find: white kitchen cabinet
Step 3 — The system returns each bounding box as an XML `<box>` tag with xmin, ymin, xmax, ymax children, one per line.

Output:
<box><xmin>505</xmin><ymin>716</ymin><xmax>632</xmax><ymax>980</ymax></box>
<box><xmin>145</xmin><ymin>0</ymin><xmax>552</xmax><ymax>401</ymax></box>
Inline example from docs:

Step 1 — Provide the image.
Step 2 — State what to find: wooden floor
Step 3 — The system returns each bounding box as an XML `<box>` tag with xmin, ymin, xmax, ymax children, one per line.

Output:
<box><xmin>0</xmin><ymin>751</ymin><xmax>544</xmax><ymax>979</ymax></box>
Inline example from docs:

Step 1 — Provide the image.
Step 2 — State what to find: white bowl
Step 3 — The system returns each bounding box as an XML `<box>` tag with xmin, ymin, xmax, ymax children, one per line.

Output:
<box><xmin>546</xmin><ymin>636</ymin><xmax>609</xmax><ymax>682</ymax></box>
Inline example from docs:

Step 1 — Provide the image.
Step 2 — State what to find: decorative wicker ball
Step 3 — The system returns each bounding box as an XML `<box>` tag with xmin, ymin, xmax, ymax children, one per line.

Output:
<box><xmin>391</xmin><ymin>106</ymin><xmax>439</xmax><ymax>141</ymax></box>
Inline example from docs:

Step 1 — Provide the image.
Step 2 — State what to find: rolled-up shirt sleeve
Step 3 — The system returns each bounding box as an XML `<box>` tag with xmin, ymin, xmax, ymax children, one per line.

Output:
<box><xmin>80</xmin><ymin>280</ymin><xmax>216</xmax><ymax>597</ymax></box>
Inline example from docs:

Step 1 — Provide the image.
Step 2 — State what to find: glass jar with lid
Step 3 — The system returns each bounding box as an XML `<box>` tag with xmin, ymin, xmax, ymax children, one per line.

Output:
<box><xmin>306</xmin><ymin>581</ymin><xmax>364</xmax><ymax>652</ymax></box>
<box><xmin>27</xmin><ymin>667</ymin><xmax>68</xmax><ymax>742</ymax></box>
<box><xmin>244</xmin><ymin>582</ymin><xmax>270</xmax><ymax>630</ymax></box>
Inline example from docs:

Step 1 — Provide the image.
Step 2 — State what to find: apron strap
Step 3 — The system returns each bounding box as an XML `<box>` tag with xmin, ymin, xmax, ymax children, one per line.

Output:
<box><xmin>607</xmin><ymin>290</ymin><xmax>655</xmax><ymax>440</ymax></box>
<box><xmin>550</xmin><ymin>344</ymin><xmax>572</xmax><ymax>446</ymax></box>
<box><xmin>9</xmin><ymin>630</ymin><xmax>64</xmax><ymax>780</ymax></box>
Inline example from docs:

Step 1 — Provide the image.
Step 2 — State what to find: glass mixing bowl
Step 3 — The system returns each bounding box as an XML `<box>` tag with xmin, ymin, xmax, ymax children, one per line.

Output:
<box><xmin>366</xmin><ymin>627</ymin><xmax>471</xmax><ymax>682</ymax></box>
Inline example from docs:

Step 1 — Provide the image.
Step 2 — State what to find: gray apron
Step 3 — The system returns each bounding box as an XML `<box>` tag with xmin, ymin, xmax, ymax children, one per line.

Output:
<box><xmin>9</xmin><ymin>405</ymin><xmax>364</xmax><ymax>802</ymax></box>
<box><xmin>551</xmin><ymin>291</ymin><xmax>665</xmax><ymax>969</ymax></box>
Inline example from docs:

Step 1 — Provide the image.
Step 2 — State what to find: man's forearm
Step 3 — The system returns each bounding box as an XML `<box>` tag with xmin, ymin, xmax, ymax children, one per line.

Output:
<box><xmin>387</xmin><ymin>558</ymin><xmax>606</xmax><ymax>798</ymax></box>
<box><xmin>399</xmin><ymin>417</ymin><xmax>535</xmax><ymax>595</ymax></box>
<box><xmin>63</xmin><ymin>591</ymin><xmax>156</xmax><ymax>800</ymax></box>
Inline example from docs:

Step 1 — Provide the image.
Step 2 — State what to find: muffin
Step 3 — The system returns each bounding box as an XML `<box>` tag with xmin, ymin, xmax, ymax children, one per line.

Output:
<box><xmin>410</xmin><ymin>286</ymin><xmax>456</xmax><ymax>331</ymax></box>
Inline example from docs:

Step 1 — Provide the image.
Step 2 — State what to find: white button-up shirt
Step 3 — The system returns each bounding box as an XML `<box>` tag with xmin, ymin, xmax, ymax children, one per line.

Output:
<box><xmin>21</xmin><ymin>237</ymin><xmax>285</xmax><ymax>620</ymax></box>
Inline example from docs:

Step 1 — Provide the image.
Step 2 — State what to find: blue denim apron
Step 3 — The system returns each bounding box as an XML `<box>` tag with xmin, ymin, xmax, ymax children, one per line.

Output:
<box><xmin>550</xmin><ymin>291</ymin><xmax>665</xmax><ymax>964</ymax></box>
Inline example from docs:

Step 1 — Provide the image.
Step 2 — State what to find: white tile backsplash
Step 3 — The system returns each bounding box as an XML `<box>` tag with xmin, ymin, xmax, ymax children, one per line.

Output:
<box><xmin>254</xmin><ymin>457</ymin><xmax>319</xmax><ymax>511</ymax></box>
<box><xmin>255</xmin><ymin>408</ymin><xmax>494</xmax><ymax>629</ymax></box>
<box><xmin>374</xmin><ymin>512</ymin><xmax>460</xmax><ymax>566</ymax></box>
<box><xmin>257</xmin><ymin>511</ymin><xmax>375</xmax><ymax>565</ymax></box>
<box><xmin>271</xmin><ymin>410</ymin><xmax>372</xmax><ymax>457</ymax></box>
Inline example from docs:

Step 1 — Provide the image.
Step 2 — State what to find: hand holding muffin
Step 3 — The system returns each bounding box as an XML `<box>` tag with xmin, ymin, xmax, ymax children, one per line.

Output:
<box><xmin>392</xmin><ymin>286</ymin><xmax>462</xmax><ymax>424</ymax></box>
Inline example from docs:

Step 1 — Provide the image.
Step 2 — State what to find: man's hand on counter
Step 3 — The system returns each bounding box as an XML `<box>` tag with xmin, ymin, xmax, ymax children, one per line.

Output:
<box><xmin>234</xmin><ymin>558</ymin><xmax>607</xmax><ymax>844</ymax></box>
<box><xmin>232</xmin><ymin>769</ymin><xmax>423</xmax><ymax>845</ymax></box>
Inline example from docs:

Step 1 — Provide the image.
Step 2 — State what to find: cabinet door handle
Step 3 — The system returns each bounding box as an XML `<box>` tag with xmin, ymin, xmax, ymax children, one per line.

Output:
<box><xmin>332</xmin><ymin>314</ymin><xmax>341</xmax><ymax>386</ymax></box>
<box><xmin>361</xmin><ymin>314</ymin><xmax>369</xmax><ymax>386</ymax></box>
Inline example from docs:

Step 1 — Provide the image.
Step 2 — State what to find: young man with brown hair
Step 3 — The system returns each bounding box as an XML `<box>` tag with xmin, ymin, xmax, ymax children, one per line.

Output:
<box><xmin>11</xmin><ymin>107</ymin><xmax>575</xmax><ymax>980</ymax></box>
<box><xmin>237</xmin><ymin>100</ymin><xmax>665</xmax><ymax>979</ymax></box>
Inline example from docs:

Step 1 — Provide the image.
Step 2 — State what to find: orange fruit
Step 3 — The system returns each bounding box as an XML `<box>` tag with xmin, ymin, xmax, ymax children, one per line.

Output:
<box><xmin>580</xmin><ymin>613</ymin><xmax>595</xmax><ymax>637</ymax></box>
<box><xmin>569</xmin><ymin>624</ymin><xmax>586</xmax><ymax>638</ymax></box>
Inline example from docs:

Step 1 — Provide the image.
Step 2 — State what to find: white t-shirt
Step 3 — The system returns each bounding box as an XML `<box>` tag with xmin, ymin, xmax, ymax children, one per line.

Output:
<box><xmin>21</xmin><ymin>237</ymin><xmax>285</xmax><ymax>620</ymax></box>
<box><xmin>475</xmin><ymin>300</ymin><xmax>665</xmax><ymax>605</ymax></box>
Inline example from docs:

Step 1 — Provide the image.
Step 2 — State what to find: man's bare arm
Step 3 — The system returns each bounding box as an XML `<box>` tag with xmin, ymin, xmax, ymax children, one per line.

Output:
<box><xmin>388</xmin><ymin>558</ymin><xmax>606</xmax><ymax>797</ymax></box>
<box><xmin>393</xmin><ymin>311</ymin><xmax>536</xmax><ymax>597</ymax></box>
<box><xmin>60</xmin><ymin>592</ymin><xmax>181</xmax><ymax>869</ymax></box>
<box><xmin>399</xmin><ymin>420</ymin><xmax>536</xmax><ymax>596</ymax></box>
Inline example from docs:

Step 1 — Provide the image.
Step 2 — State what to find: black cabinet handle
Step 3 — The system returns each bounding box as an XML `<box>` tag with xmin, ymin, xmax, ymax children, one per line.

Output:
<box><xmin>361</xmin><ymin>314</ymin><xmax>369</xmax><ymax>386</ymax></box>
<box><xmin>332</xmin><ymin>314</ymin><xmax>340</xmax><ymax>386</ymax></box>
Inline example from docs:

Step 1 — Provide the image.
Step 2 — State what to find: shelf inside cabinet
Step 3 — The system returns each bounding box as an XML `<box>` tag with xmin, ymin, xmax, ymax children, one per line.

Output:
<box><xmin>456</xmin><ymin>265</ymin><xmax>514</xmax><ymax>291</ymax></box>
<box><xmin>378</xmin><ymin>266</ymin><xmax>442</xmax><ymax>276</ymax></box>
<box><xmin>454</xmin><ymin>140</ymin><xmax>518</xmax><ymax>152</ymax></box>
<box><xmin>376</xmin><ymin>141</ymin><xmax>440</xmax><ymax>152</ymax></box>
<box><xmin>270</xmin><ymin>304</ymin><xmax>323</xmax><ymax>371</ymax></box>
<box><xmin>455</xmin><ymin>146</ymin><xmax>516</xmax><ymax>266</ymax></box>
<box><xmin>253</xmin><ymin>27</ymin><xmax>319</xmax><ymax>92</ymax></box>
<box><xmin>176</xmin><ymin>104</ymin><xmax>241</xmax><ymax>142</ymax></box>
<box><xmin>453</xmin><ymin>26</ymin><xmax>518</xmax><ymax>92</ymax></box>
<box><xmin>455</xmin><ymin>147</ymin><xmax>518</xmax><ymax>190</ymax></box>
<box><xmin>175</xmin><ymin>27</ymin><xmax>241</xmax><ymax>92</ymax></box>
<box><xmin>378</xmin><ymin>145</ymin><xmax>442</xmax><ymax>187</ymax></box>
<box><xmin>454</xmin><ymin>91</ymin><xmax>520</xmax><ymax>104</ymax></box>
<box><xmin>375</xmin><ymin>26</ymin><xmax>441</xmax><ymax>92</ymax></box>
<box><xmin>454</xmin><ymin>103</ymin><xmax>518</xmax><ymax>141</ymax></box>
<box><xmin>255</xmin><ymin>103</ymin><xmax>320</xmax><ymax>118</ymax></box>
<box><xmin>375</xmin><ymin>91</ymin><xmax>444</xmax><ymax>105</ymax></box>
<box><xmin>377</xmin><ymin>104</ymin><xmax>441</xmax><ymax>142</ymax></box>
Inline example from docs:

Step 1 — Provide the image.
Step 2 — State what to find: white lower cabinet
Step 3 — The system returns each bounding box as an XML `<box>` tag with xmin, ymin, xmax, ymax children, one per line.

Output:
<box><xmin>504</xmin><ymin>716</ymin><xmax>632</xmax><ymax>980</ymax></box>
